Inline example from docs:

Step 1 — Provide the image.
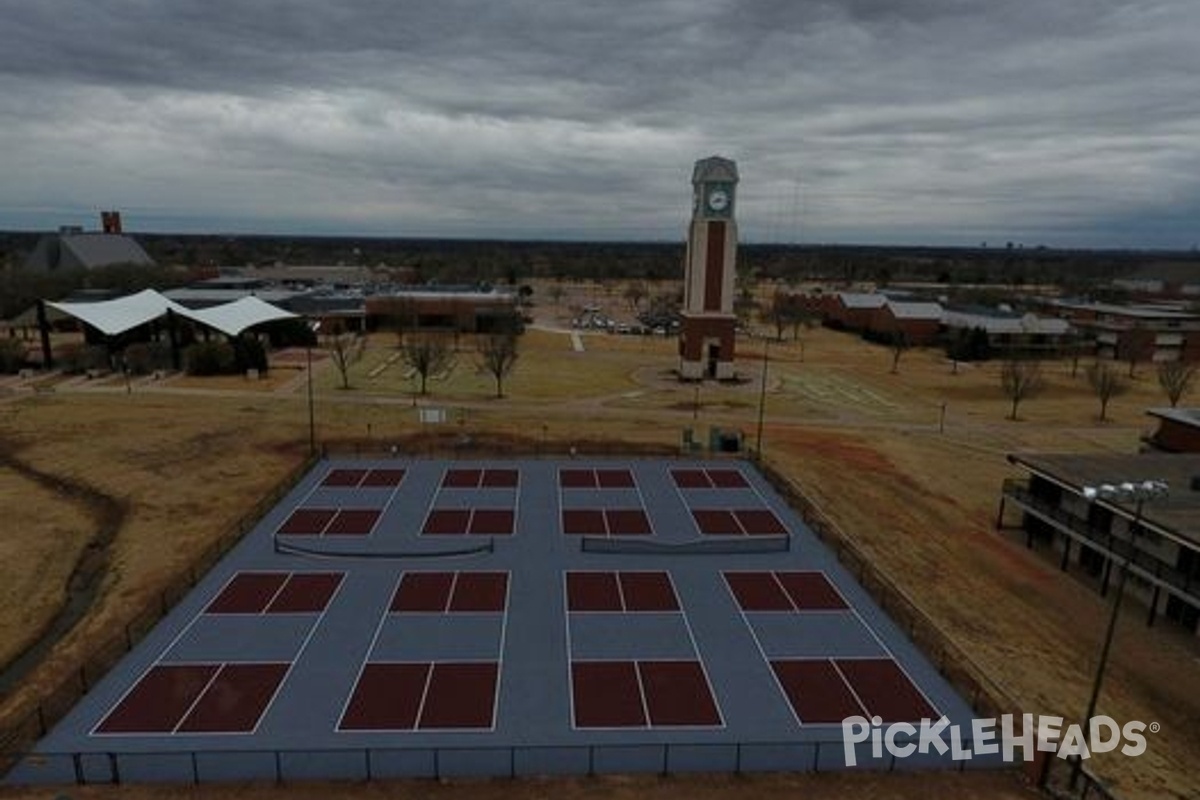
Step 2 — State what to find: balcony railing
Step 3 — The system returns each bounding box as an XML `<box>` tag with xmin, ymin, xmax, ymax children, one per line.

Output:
<box><xmin>1001</xmin><ymin>479</ymin><xmax>1199</xmax><ymax>604</ymax></box>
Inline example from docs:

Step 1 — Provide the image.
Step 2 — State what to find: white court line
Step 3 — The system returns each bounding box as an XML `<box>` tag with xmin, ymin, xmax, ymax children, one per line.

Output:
<box><xmin>840</xmin><ymin>585</ymin><xmax>943</xmax><ymax>720</ymax></box>
<box><xmin>829</xmin><ymin>658</ymin><xmax>872</xmax><ymax>720</ymax></box>
<box><xmin>487</xmin><ymin>569</ymin><xmax>512</xmax><ymax>731</ymax></box>
<box><xmin>411</xmin><ymin>662</ymin><xmax>437</xmax><ymax>731</ymax></box>
<box><xmin>561</xmin><ymin>570</ymin><xmax>578</xmax><ymax>729</ymax></box>
<box><xmin>673</xmin><ymin>576</ymin><xmax>727</xmax><ymax>729</ymax></box>
<box><xmin>719</xmin><ymin>573</ymin><xmax>805</xmax><ymax>730</ymax></box>
<box><xmin>333</xmin><ymin>586</ymin><xmax>397</xmax><ymax>731</ymax></box>
<box><xmin>169</xmin><ymin>666</ymin><xmax>226</xmax><ymax>734</ymax></box>
<box><xmin>245</xmin><ymin>571</ymin><xmax>347</xmax><ymax>735</ymax></box>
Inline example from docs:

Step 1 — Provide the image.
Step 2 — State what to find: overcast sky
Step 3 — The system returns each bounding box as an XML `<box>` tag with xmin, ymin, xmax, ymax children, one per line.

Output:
<box><xmin>2</xmin><ymin>0</ymin><xmax>1198</xmax><ymax>248</ymax></box>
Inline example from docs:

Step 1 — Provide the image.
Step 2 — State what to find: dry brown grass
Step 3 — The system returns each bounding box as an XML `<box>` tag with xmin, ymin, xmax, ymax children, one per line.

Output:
<box><xmin>0</xmin><ymin>469</ymin><xmax>92</xmax><ymax>668</ymax></box>
<box><xmin>0</xmin><ymin>289</ymin><xmax>1196</xmax><ymax>799</ymax></box>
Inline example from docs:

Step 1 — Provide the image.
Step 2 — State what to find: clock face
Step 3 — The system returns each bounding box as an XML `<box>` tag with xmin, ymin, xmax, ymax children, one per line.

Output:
<box><xmin>707</xmin><ymin>188</ymin><xmax>730</xmax><ymax>212</ymax></box>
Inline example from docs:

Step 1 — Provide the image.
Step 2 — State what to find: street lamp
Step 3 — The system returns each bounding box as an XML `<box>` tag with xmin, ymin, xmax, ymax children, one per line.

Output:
<box><xmin>306</xmin><ymin>321</ymin><xmax>322</xmax><ymax>455</ymax></box>
<box><xmin>1070</xmin><ymin>478</ymin><xmax>1168</xmax><ymax>789</ymax></box>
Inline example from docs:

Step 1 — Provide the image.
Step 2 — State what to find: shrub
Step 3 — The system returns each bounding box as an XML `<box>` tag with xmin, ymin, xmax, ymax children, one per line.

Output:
<box><xmin>232</xmin><ymin>336</ymin><xmax>269</xmax><ymax>374</ymax></box>
<box><xmin>264</xmin><ymin>318</ymin><xmax>317</xmax><ymax>348</ymax></box>
<box><xmin>184</xmin><ymin>340</ymin><xmax>236</xmax><ymax>376</ymax></box>
<box><xmin>122</xmin><ymin>341</ymin><xmax>173</xmax><ymax>375</ymax></box>
<box><xmin>0</xmin><ymin>339</ymin><xmax>26</xmax><ymax>374</ymax></box>
<box><xmin>58</xmin><ymin>343</ymin><xmax>110</xmax><ymax>375</ymax></box>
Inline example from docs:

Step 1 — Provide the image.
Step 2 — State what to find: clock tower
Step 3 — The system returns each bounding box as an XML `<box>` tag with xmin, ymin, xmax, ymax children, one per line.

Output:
<box><xmin>679</xmin><ymin>155</ymin><xmax>739</xmax><ymax>380</ymax></box>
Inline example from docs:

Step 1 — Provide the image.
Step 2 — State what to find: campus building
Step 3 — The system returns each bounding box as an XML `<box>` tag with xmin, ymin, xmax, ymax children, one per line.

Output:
<box><xmin>1144</xmin><ymin>408</ymin><xmax>1200</xmax><ymax>453</ymax></box>
<box><xmin>22</xmin><ymin>212</ymin><xmax>155</xmax><ymax>272</ymax></box>
<box><xmin>941</xmin><ymin>310</ymin><xmax>1073</xmax><ymax>356</ymax></box>
<box><xmin>1049</xmin><ymin>301</ymin><xmax>1200</xmax><ymax>364</ymax></box>
<box><xmin>869</xmin><ymin>300</ymin><xmax>943</xmax><ymax>346</ymax></box>
<box><xmin>998</xmin><ymin>452</ymin><xmax>1200</xmax><ymax>636</ymax></box>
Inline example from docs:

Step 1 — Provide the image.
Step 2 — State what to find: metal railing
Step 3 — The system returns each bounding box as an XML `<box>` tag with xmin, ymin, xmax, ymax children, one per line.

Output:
<box><xmin>5</xmin><ymin>737</ymin><xmax>992</xmax><ymax>786</ymax></box>
<box><xmin>1001</xmin><ymin>479</ymin><xmax>1199</xmax><ymax>602</ymax></box>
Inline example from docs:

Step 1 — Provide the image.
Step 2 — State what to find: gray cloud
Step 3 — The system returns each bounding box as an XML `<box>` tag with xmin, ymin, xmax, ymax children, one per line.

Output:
<box><xmin>1</xmin><ymin>0</ymin><xmax>1198</xmax><ymax>246</ymax></box>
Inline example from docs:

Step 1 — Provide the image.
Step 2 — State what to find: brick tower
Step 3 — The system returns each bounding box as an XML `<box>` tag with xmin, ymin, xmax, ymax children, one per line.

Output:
<box><xmin>679</xmin><ymin>156</ymin><xmax>738</xmax><ymax>380</ymax></box>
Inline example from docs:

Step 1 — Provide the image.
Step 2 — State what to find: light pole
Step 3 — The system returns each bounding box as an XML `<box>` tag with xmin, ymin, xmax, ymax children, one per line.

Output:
<box><xmin>1070</xmin><ymin>478</ymin><xmax>1168</xmax><ymax>790</ymax></box>
<box><xmin>306</xmin><ymin>321</ymin><xmax>322</xmax><ymax>456</ymax></box>
<box><xmin>754</xmin><ymin>339</ymin><xmax>769</xmax><ymax>460</ymax></box>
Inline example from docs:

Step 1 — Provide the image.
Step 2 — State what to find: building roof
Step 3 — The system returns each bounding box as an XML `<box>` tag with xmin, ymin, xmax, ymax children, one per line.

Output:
<box><xmin>1146</xmin><ymin>407</ymin><xmax>1200</xmax><ymax>430</ymax></box>
<box><xmin>943</xmin><ymin>310</ymin><xmax>1072</xmax><ymax>336</ymax></box>
<box><xmin>692</xmin><ymin>155</ymin><xmax>738</xmax><ymax>183</ymax></box>
<box><xmin>1008</xmin><ymin>452</ymin><xmax>1200</xmax><ymax>545</ymax></box>
<box><xmin>1052</xmin><ymin>300</ymin><xmax>1200</xmax><ymax>322</ymax></box>
<box><xmin>163</xmin><ymin>286</ymin><xmax>303</xmax><ymax>307</ymax></box>
<box><xmin>23</xmin><ymin>232</ymin><xmax>155</xmax><ymax>271</ymax></box>
<box><xmin>837</xmin><ymin>292</ymin><xmax>887</xmax><ymax>310</ymax></box>
<box><xmin>885</xmin><ymin>301</ymin><xmax>943</xmax><ymax>320</ymax></box>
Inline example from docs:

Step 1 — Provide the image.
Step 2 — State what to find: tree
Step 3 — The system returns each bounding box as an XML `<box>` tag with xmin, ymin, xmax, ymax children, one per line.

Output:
<box><xmin>762</xmin><ymin>290</ymin><xmax>795</xmax><ymax>342</ymax></box>
<box><xmin>327</xmin><ymin>329</ymin><xmax>360</xmax><ymax>390</ymax></box>
<box><xmin>547</xmin><ymin>284</ymin><xmax>567</xmax><ymax>305</ymax></box>
<box><xmin>622</xmin><ymin>281</ymin><xmax>648</xmax><ymax>311</ymax></box>
<box><xmin>401</xmin><ymin>334</ymin><xmax>455</xmax><ymax>395</ymax></box>
<box><xmin>1156</xmin><ymin>360</ymin><xmax>1196</xmax><ymax>408</ymax></box>
<box><xmin>384</xmin><ymin>297</ymin><xmax>419</xmax><ymax>347</ymax></box>
<box><xmin>1000</xmin><ymin>359</ymin><xmax>1044</xmax><ymax>420</ymax></box>
<box><xmin>1086</xmin><ymin>361</ymin><xmax>1126</xmax><ymax>422</ymax></box>
<box><xmin>476</xmin><ymin>333</ymin><xmax>520</xmax><ymax>398</ymax></box>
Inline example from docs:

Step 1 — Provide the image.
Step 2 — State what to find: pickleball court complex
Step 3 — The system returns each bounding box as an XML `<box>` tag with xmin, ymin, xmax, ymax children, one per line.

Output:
<box><xmin>7</xmin><ymin>458</ymin><xmax>1001</xmax><ymax>784</ymax></box>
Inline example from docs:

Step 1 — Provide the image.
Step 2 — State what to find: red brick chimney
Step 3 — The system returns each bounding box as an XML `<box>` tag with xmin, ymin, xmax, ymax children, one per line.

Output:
<box><xmin>101</xmin><ymin>210</ymin><xmax>123</xmax><ymax>234</ymax></box>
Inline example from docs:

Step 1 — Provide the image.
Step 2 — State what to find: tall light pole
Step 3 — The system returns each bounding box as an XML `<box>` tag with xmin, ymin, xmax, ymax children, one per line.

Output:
<box><xmin>306</xmin><ymin>321</ymin><xmax>322</xmax><ymax>456</ymax></box>
<box><xmin>1070</xmin><ymin>478</ymin><xmax>1168</xmax><ymax>790</ymax></box>
<box><xmin>755</xmin><ymin>339</ymin><xmax>769</xmax><ymax>460</ymax></box>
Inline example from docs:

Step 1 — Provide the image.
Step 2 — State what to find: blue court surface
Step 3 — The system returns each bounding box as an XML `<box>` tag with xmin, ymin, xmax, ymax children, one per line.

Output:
<box><xmin>8</xmin><ymin>459</ymin><xmax>1002</xmax><ymax>784</ymax></box>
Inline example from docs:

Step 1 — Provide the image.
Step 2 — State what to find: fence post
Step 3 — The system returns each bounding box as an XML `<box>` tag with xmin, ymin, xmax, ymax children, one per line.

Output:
<box><xmin>72</xmin><ymin>752</ymin><xmax>83</xmax><ymax>784</ymax></box>
<box><xmin>107</xmin><ymin>752</ymin><xmax>120</xmax><ymax>785</ymax></box>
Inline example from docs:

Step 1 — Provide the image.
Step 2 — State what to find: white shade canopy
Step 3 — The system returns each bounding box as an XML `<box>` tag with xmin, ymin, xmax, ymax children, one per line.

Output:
<box><xmin>181</xmin><ymin>295</ymin><xmax>298</xmax><ymax>336</ymax></box>
<box><xmin>46</xmin><ymin>289</ymin><xmax>297</xmax><ymax>337</ymax></box>
<box><xmin>47</xmin><ymin>289</ymin><xmax>189</xmax><ymax>336</ymax></box>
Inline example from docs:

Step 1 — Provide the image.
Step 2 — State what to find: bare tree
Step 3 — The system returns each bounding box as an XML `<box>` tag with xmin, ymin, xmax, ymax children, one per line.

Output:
<box><xmin>761</xmin><ymin>290</ymin><xmax>794</xmax><ymax>342</ymax></box>
<box><xmin>401</xmin><ymin>335</ymin><xmax>456</xmax><ymax>395</ymax></box>
<box><xmin>1065</xmin><ymin>333</ymin><xmax>1087</xmax><ymax>378</ymax></box>
<box><xmin>1087</xmin><ymin>361</ymin><xmax>1126</xmax><ymax>421</ymax></box>
<box><xmin>547</xmin><ymin>284</ymin><xmax>567</xmax><ymax>305</ymax></box>
<box><xmin>1156</xmin><ymin>360</ymin><xmax>1196</xmax><ymax>408</ymax></box>
<box><xmin>326</xmin><ymin>329</ymin><xmax>361</xmax><ymax>390</ymax></box>
<box><xmin>477</xmin><ymin>333</ymin><xmax>520</xmax><ymax>398</ymax></box>
<box><xmin>1000</xmin><ymin>359</ymin><xmax>1044</xmax><ymax>420</ymax></box>
<box><xmin>622</xmin><ymin>281</ymin><xmax>648</xmax><ymax>311</ymax></box>
<box><xmin>791</xmin><ymin>307</ymin><xmax>818</xmax><ymax>343</ymax></box>
<box><xmin>388</xmin><ymin>297</ymin><xmax>419</xmax><ymax>347</ymax></box>
<box><xmin>889</xmin><ymin>330</ymin><xmax>910</xmax><ymax>374</ymax></box>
